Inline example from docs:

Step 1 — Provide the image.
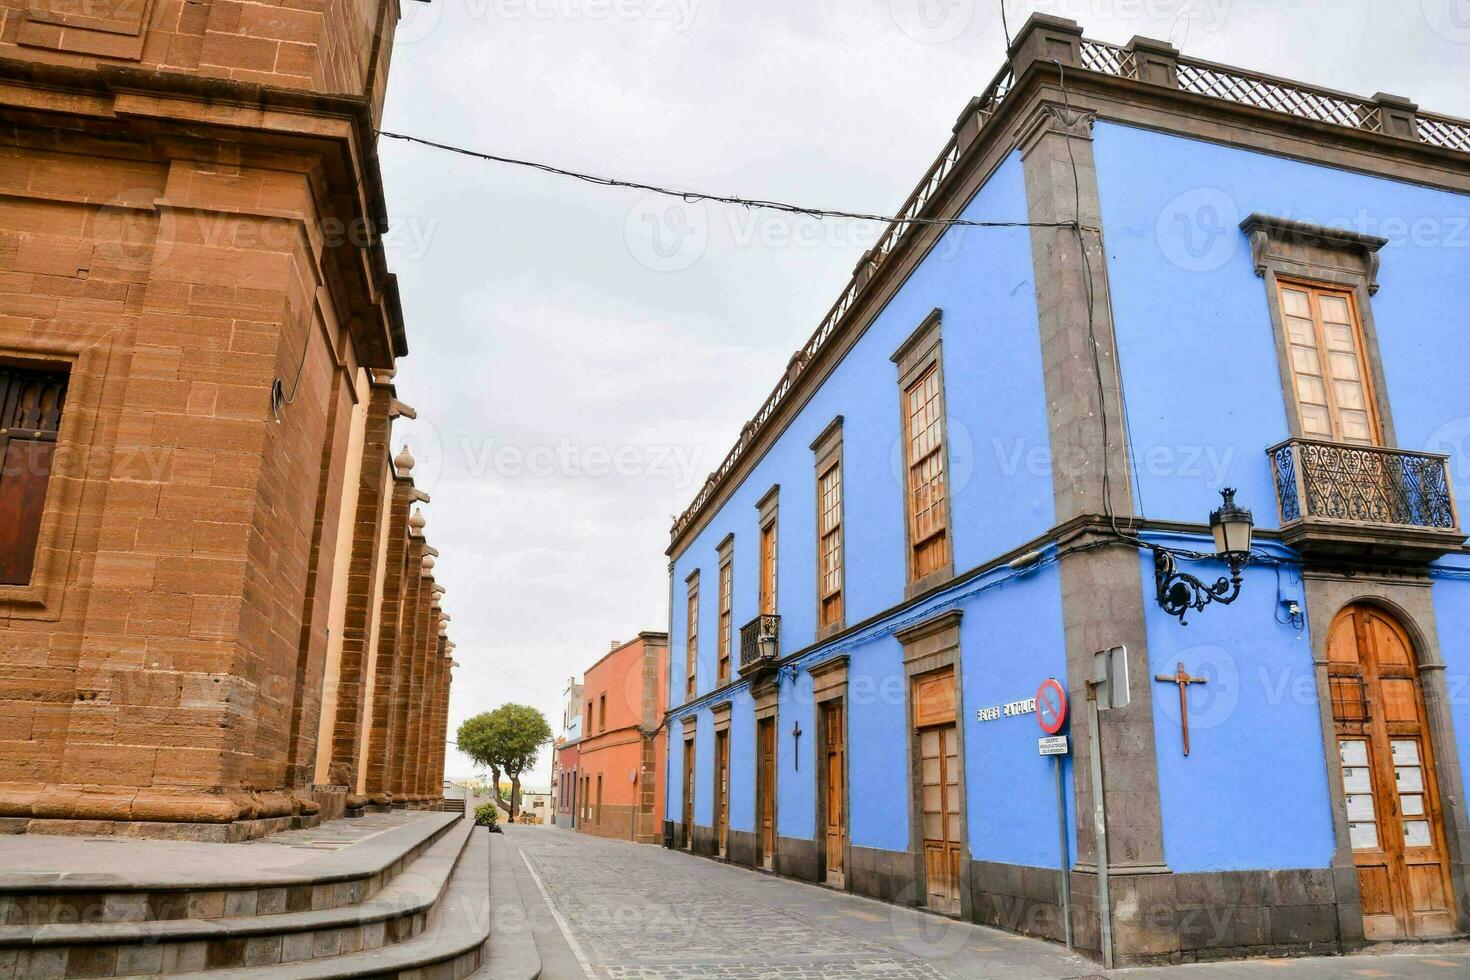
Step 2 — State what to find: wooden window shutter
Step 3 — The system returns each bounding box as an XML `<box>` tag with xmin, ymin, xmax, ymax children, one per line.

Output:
<box><xmin>0</xmin><ymin>365</ymin><xmax>68</xmax><ymax>586</ymax></box>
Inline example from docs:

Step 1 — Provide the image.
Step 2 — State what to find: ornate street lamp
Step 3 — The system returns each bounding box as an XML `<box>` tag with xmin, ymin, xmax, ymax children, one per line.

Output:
<box><xmin>758</xmin><ymin>624</ymin><xmax>778</xmax><ymax>663</ymax></box>
<box><xmin>1154</xmin><ymin>488</ymin><xmax>1254</xmax><ymax>624</ymax></box>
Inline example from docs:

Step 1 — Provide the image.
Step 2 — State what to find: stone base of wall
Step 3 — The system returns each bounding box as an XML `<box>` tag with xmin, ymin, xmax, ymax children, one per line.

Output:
<box><xmin>851</xmin><ymin>844</ymin><xmax>920</xmax><ymax>907</ymax></box>
<box><xmin>310</xmin><ymin>784</ymin><xmax>349</xmax><ymax>822</ymax></box>
<box><xmin>776</xmin><ymin>836</ymin><xmax>821</xmax><ymax>883</ymax></box>
<box><xmin>690</xmin><ymin>823</ymin><xmax>719</xmax><ymax>857</ymax></box>
<box><xmin>578</xmin><ymin>804</ymin><xmax>637</xmax><ymax>841</ymax></box>
<box><xmin>1</xmin><ymin>813</ymin><xmax>322</xmax><ymax>843</ymax></box>
<box><xmin>725</xmin><ymin>829</ymin><xmax>758</xmax><ymax>868</ymax></box>
<box><xmin>971</xmin><ymin>859</ymin><xmax>1356</xmax><ymax>966</ymax></box>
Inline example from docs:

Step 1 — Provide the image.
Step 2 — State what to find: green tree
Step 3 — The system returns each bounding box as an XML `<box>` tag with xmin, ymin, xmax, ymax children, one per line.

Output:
<box><xmin>455</xmin><ymin>704</ymin><xmax>550</xmax><ymax>821</ymax></box>
<box><xmin>455</xmin><ymin>713</ymin><xmax>503</xmax><ymax>810</ymax></box>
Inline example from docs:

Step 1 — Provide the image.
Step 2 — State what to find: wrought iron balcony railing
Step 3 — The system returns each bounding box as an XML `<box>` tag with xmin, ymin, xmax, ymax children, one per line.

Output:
<box><xmin>1269</xmin><ymin>439</ymin><xmax>1463</xmax><ymax>560</ymax></box>
<box><xmin>738</xmin><ymin>614</ymin><xmax>780</xmax><ymax>675</ymax></box>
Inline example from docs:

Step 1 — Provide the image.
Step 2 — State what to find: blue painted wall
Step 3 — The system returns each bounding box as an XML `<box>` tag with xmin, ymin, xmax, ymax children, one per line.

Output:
<box><xmin>1138</xmin><ymin>538</ymin><xmax>1333</xmax><ymax>872</ymax></box>
<box><xmin>961</xmin><ymin>561</ymin><xmax>1076</xmax><ymax>869</ymax></box>
<box><xmin>844</xmin><ymin>636</ymin><xmax>910</xmax><ymax>853</ymax></box>
<box><xmin>1093</xmin><ymin>121</ymin><xmax>1470</xmax><ymax>527</ymax></box>
<box><xmin>667</xmin><ymin>150</ymin><xmax>1053</xmax><ymax>708</ymax></box>
<box><xmin>776</xmin><ymin>670</ymin><xmax>815</xmax><ymax>839</ymax></box>
<box><xmin>1432</xmin><ymin>564</ymin><xmax>1470</xmax><ymax>816</ymax></box>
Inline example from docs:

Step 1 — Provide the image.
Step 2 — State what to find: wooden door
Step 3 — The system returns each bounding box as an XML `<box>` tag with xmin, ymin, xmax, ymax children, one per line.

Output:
<box><xmin>822</xmin><ymin>701</ymin><xmax>846</xmax><ymax>886</ymax></box>
<box><xmin>757</xmin><ymin>717</ymin><xmax>777</xmax><ymax>869</ymax></box>
<box><xmin>914</xmin><ymin>668</ymin><xmax>961</xmax><ymax>913</ymax></box>
<box><xmin>1328</xmin><ymin>605</ymin><xmax>1454</xmax><ymax>939</ymax></box>
<box><xmin>919</xmin><ymin>725</ymin><xmax>962</xmax><ymax>913</ymax></box>
<box><xmin>715</xmin><ymin>730</ymin><xmax>730</xmax><ymax>857</ymax></box>
<box><xmin>682</xmin><ymin>738</ymin><xmax>694</xmax><ymax>848</ymax></box>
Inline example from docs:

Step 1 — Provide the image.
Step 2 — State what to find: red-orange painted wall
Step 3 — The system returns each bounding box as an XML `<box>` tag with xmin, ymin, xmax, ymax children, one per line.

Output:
<box><xmin>575</xmin><ymin>632</ymin><xmax>667</xmax><ymax>843</ymax></box>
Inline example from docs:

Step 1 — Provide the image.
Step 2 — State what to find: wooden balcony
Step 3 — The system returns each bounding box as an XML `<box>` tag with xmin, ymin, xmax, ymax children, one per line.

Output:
<box><xmin>738</xmin><ymin>614</ymin><xmax>780</xmax><ymax>677</ymax></box>
<box><xmin>1269</xmin><ymin>439</ymin><xmax>1465</xmax><ymax>562</ymax></box>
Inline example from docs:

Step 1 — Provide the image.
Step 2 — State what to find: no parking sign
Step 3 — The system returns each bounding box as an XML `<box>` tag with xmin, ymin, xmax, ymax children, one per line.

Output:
<box><xmin>1035</xmin><ymin>677</ymin><xmax>1068</xmax><ymax>735</ymax></box>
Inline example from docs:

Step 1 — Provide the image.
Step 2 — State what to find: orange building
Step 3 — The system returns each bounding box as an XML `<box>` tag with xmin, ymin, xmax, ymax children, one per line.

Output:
<box><xmin>574</xmin><ymin>633</ymin><xmax>667</xmax><ymax>842</ymax></box>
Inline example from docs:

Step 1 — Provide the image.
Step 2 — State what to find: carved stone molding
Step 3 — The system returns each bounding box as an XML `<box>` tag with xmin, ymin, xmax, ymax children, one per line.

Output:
<box><xmin>1240</xmin><ymin>213</ymin><xmax>1388</xmax><ymax>295</ymax></box>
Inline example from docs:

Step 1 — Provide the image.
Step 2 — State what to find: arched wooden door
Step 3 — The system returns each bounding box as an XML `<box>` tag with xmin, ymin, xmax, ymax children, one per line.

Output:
<box><xmin>1328</xmin><ymin>604</ymin><xmax>1455</xmax><ymax>939</ymax></box>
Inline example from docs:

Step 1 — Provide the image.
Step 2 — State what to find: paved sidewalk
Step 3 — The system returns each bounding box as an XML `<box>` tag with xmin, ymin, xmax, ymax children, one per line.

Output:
<box><xmin>501</xmin><ymin>825</ymin><xmax>1470</xmax><ymax>980</ymax></box>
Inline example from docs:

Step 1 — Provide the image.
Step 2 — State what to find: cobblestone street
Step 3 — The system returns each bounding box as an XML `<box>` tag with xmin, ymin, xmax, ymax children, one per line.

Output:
<box><xmin>501</xmin><ymin>826</ymin><xmax>1470</xmax><ymax>980</ymax></box>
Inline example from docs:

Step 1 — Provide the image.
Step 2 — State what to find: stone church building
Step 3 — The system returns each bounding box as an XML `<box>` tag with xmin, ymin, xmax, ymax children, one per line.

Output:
<box><xmin>0</xmin><ymin>0</ymin><xmax>456</xmax><ymax>839</ymax></box>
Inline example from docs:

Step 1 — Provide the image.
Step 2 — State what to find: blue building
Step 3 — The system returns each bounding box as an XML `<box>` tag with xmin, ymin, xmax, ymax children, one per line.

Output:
<box><xmin>661</xmin><ymin>15</ymin><xmax>1470</xmax><ymax>966</ymax></box>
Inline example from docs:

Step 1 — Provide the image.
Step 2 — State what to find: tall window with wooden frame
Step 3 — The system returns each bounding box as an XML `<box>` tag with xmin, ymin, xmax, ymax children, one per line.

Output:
<box><xmin>684</xmin><ymin>572</ymin><xmax>699</xmax><ymax>701</ymax></box>
<box><xmin>716</xmin><ymin>537</ymin><xmax>733</xmax><ymax>685</ymax></box>
<box><xmin>811</xmin><ymin>417</ymin><xmax>845</xmax><ymax>637</ymax></box>
<box><xmin>1277</xmin><ymin>279</ymin><xmax>1381</xmax><ymax>445</ymax></box>
<box><xmin>757</xmin><ymin>489</ymin><xmax>778</xmax><ymax>617</ymax></box>
<box><xmin>0</xmin><ymin>364</ymin><xmax>68</xmax><ymax>587</ymax></box>
<box><xmin>892</xmin><ymin>311</ymin><xmax>952</xmax><ymax>593</ymax></box>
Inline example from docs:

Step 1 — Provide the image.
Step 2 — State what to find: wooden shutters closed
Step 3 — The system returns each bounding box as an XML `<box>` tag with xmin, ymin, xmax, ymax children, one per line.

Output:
<box><xmin>822</xmin><ymin>700</ymin><xmax>846</xmax><ymax>886</ymax></box>
<box><xmin>904</xmin><ymin>365</ymin><xmax>950</xmax><ymax>580</ymax></box>
<box><xmin>817</xmin><ymin>460</ymin><xmax>844</xmax><ymax>628</ymax></box>
<box><xmin>685</xmin><ymin>576</ymin><xmax>699</xmax><ymax>700</ymax></box>
<box><xmin>715</xmin><ymin>729</ymin><xmax>730</xmax><ymax>858</ymax></box>
<box><xmin>0</xmin><ymin>366</ymin><xmax>67</xmax><ymax>586</ymax></box>
<box><xmin>759</xmin><ymin>520</ymin><xmax>777</xmax><ymax>616</ymax></box>
<box><xmin>717</xmin><ymin>550</ymin><xmax>733</xmax><ymax>685</ymax></box>
<box><xmin>914</xmin><ymin>668</ymin><xmax>961</xmax><ymax>913</ymax></box>
<box><xmin>682</xmin><ymin>736</ymin><xmax>694</xmax><ymax>848</ymax></box>
<box><xmin>757</xmin><ymin>717</ymin><xmax>776</xmax><ymax>869</ymax></box>
<box><xmin>1278</xmin><ymin>281</ymin><xmax>1379</xmax><ymax>445</ymax></box>
<box><xmin>1328</xmin><ymin>604</ymin><xmax>1454</xmax><ymax>939</ymax></box>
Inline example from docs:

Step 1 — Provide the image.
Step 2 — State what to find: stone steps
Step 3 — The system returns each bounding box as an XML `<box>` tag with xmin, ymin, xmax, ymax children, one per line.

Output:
<box><xmin>0</xmin><ymin>812</ymin><xmax>500</xmax><ymax>979</ymax></box>
<box><xmin>0</xmin><ymin>818</ymin><xmax>473</xmax><ymax>975</ymax></box>
<box><xmin>0</xmin><ymin>810</ymin><xmax>462</xmax><ymax>928</ymax></box>
<box><xmin>143</xmin><ymin>830</ymin><xmax>494</xmax><ymax>980</ymax></box>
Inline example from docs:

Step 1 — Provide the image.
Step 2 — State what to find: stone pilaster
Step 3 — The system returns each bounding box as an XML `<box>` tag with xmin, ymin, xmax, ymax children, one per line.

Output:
<box><xmin>361</xmin><ymin>459</ymin><xmax>418</xmax><ymax>801</ymax></box>
<box><xmin>1013</xmin><ymin>30</ymin><xmax>1170</xmax><ymax>957</ymax></box>
<box><xmin>321</xmin><ymin>377</ymin><xmax>396</xmax><ymax>789</ymax></box>
<box><xmin>388</xmin><ymin>529</ymin><xmax>427</xmax><ymax>800</ymax></box>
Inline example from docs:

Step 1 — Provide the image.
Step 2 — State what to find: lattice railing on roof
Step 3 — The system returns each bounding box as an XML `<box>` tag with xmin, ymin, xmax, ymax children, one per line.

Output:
<box><xmin>1420</xmin><ymin>113</ymin><xmax>1470</xmax><ymax>152</ymax></box>
<box><xmin>1079</xmin><ymin>39</ymin><xmax>1136</xmax><ymax>79</ymax></box>
<box><xmin>1176</xmin><ymin>58</ymin><xmax>1383</xmax><ymax>133</ymax></box>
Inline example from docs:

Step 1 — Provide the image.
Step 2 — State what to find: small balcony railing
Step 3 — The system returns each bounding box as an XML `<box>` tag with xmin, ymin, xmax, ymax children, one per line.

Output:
<box><xmin>738</xmin><ymin>614</ymin><xmax>780</xmax><ymax>676</ymax></box>
<box><xmin>1269</xmin><ymin>439</ymin><xmax>1463</xmax><ymax>560</ymax></box>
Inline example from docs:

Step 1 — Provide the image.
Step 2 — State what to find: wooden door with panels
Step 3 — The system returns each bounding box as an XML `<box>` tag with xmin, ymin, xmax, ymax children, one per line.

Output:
<box><xmin>714</xmin><ymin>729</ymin><xmax>730</xmax><ymax>858</ymax></box>
<box><xmin>681</xmin><ymin>737</ymin><xmax>694</xmax><ymax>849</ymax></box>
<box><xmin>757</xmin><ymin>717</ymin><xmax>777</xmax><ymax>870</ymax></box>
<box><xmin>821</xmin><ymin>700</ymin><xmax>847</xmax><ymax>887</ymax></box>
<box><xmin>914</xmin><ymin>668</ymin><xmax>962</xmax><ymax>914</ymax></box>
<box><xmin>1328</xmin><ymin>604</ymin><xmax>1454</xmax><ymax>939</ymax></box>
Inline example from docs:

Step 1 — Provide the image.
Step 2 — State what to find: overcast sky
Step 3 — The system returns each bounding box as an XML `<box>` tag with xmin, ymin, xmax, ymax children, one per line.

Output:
<box><xmin>375</xmin><ymin>0</ymin><xmax>1470</xmax><ymax>785</ymax></box>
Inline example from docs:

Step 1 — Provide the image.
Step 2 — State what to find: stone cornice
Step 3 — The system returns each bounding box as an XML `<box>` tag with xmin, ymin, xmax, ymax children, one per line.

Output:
<box><xmin>0</xmin><ymin>57</ymin><xmax>408</xmax><ymax>366</ymax></box>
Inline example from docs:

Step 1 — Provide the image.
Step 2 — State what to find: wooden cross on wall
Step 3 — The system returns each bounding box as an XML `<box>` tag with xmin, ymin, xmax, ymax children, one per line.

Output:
<box><xmin>1155</xmin><ymin>662</ymin><xmax>1208</xmax><ymax>756</ymax></box>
